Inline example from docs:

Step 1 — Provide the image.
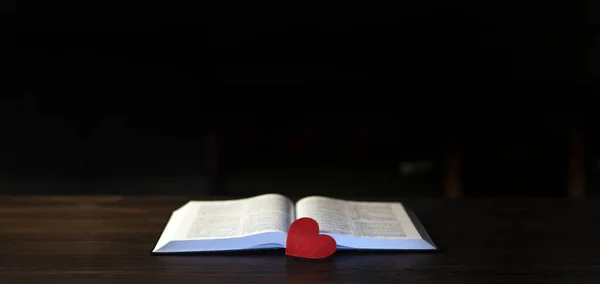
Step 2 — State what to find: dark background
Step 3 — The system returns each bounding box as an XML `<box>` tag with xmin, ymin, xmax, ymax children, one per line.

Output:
<box><xmin>1</xmin><ymin>1</ymin><xmax>596</xmax><ymax>197</ymax></box>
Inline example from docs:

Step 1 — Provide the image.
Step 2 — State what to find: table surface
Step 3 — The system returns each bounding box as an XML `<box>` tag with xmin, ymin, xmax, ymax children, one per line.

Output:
<box><xmin>1</xmin><ymin>196</ymin><xmax>599</xmax><ymax>283</ymax></box>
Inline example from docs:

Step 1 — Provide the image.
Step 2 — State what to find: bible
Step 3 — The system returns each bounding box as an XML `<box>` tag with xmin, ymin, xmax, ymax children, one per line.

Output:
<box><xmin>152</xmin><ymin>194</ymin><xmax>436</xmax><ymax>253</ymax></box>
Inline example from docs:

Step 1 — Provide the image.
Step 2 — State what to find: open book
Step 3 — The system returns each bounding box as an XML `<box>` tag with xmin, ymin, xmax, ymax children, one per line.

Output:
<box><xmin>152</xmin><ymin>194</ymin><xmax>436</xmax><ymax>253</ymax></box>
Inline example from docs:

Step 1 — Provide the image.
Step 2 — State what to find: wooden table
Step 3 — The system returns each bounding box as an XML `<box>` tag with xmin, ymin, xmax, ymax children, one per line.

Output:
<box><xmin>1</xmin><ymin>196</ymin><xmax>599</xmax><ymax>283</ymax></box>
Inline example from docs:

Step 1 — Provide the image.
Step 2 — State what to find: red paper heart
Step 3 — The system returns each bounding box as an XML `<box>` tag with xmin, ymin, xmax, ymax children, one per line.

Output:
<box><xmin>286</xmin><ymin>217</ymin><xmax>337</xmax><ymax>259</ymax></box>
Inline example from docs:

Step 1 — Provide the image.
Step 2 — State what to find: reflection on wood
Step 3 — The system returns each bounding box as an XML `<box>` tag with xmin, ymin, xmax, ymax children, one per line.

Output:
<box><xmin>444</xmin><ymin>136</ymin><xmax>461</xmax><ymax>198</ymax></box>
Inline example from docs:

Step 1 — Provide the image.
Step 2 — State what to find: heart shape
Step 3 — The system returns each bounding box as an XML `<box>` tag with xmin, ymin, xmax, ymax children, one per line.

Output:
<box><xmin>286</xmin><ymin>217</ymin><xmax>337</xmax><ymax>259</ymax></box>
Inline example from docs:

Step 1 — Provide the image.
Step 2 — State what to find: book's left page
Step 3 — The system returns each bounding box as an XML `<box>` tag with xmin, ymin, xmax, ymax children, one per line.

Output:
<box><xmin>152</xmin><ymin>194</ymin><xmax>294</xmax><ymax>253</ymax></box>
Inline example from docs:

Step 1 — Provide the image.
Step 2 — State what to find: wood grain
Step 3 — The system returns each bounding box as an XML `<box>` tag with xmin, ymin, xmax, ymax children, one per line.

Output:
<box><xmin>1</xmin><ymin>196</ymin><xmax>599</xmax><ymax>283</ymax></box>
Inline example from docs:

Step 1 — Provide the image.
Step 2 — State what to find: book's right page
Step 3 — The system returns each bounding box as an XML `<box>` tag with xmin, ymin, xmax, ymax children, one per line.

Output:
<box><xmin>295</xmin><ymin>196</ymin><xmax>436</xmax><ymax>250</ymax></box>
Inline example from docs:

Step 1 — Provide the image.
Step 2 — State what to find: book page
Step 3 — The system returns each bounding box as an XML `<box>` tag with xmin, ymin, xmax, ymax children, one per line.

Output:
<box><xmin>174</xmin><ymin>194</ymin><xmax>294</xmax><ymax>240</ymax></box>
<box><xmin>295</xmin><ymin>196</ymin><xmax>421</xmax><ymax>239</ymax></box>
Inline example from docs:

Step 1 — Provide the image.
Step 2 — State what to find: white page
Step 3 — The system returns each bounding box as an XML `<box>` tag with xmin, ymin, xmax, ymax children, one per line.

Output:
<box><xmin>152</xmin><ymin>202</ymin><xmax>193</xmax><ymax>252</ymax></box>
<box><xmin>295</xmin><ymin>196</ymin><xmax>422</xmax><ymax>239</ymax></box>
<box><xmin>172</xmin><ymin>194</ymin><xmax>295</xmax><ymax>240</ymax></box>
